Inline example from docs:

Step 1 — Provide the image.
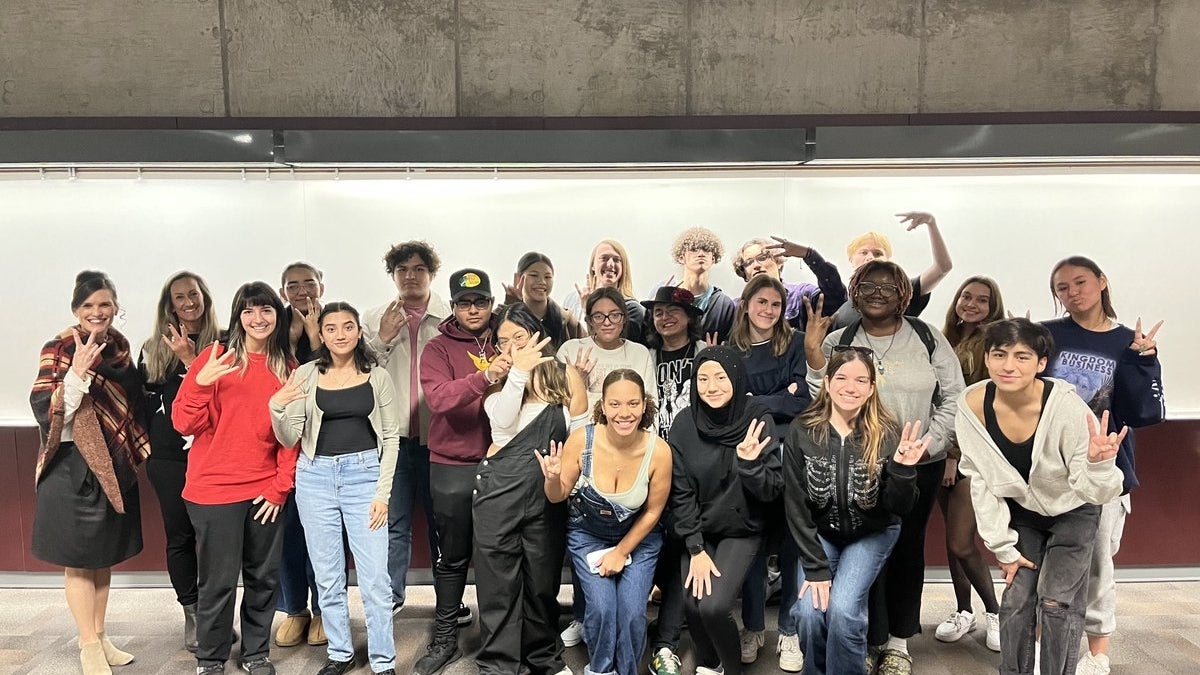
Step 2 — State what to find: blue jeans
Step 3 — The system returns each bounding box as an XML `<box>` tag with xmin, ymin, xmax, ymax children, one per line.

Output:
<box><xmin>567</xmin><ymin>526</ymin><xmax>662</xmax><ymax>675</ymax></box>
<box><xmin>296</xmin><ymin>450</ymin><xmax>396</xmax><ymax>673</ymax></box>
<box><xmin>276</xmin><ymin>492</ymin><xmax>320</xmax><ymax>616</ymax></box>
<box><xmin>388</xmin><ymin>437</ymin><xmax>438</xmax><ymax>607</ymax></box>
<box><xmin>741</xmin><ymin>532</ymin><xmax>800</xmax><ymax>636</ymax></box>
<box><xmin>792</xmin><ymin>524</ymin><xmax>899</xmax><ymax>675</ymax></box>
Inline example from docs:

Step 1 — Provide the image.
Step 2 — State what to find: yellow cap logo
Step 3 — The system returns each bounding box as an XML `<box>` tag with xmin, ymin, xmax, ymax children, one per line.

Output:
<box><xmin>460</xmin><ymin>272</ymin><xmax>481</xmax><ymax>288</ymax></box>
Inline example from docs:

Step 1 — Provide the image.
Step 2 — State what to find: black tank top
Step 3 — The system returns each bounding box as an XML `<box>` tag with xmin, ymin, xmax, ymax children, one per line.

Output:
<box><xmin>983</xmin><ymin>379</ymin><xmax>1054</xmax><ymax>483</ymax></box>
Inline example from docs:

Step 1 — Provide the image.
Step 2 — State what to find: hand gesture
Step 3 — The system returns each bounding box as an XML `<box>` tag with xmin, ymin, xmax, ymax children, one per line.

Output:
<box><xmin>300</xmin><ymin>301</ymin><xmax>322</xmax><ymax>342</ymax></box>
<box><xmin>270</xmin><ymin>371</ymin><xmax>306</xmax><ymax>407</ymax></box>
<box><xmin>893</xmin><ymin>420</ymin><xmax>932</xmax><ymax>466</ymax></box>
<box><xmin>1006</xmin><ymin>309</ymin><xmax>1032</xmax><ymax>321</ymax></box>
<box><xmin>252</xmin><ymin>495</ymin><xmax>282</xmax><ymax>524</ymax></box>
<box><xmin>999</xmin><ymin>555</ymin><xmax>1037</xmax><ymax>587</ymax></box>
<box><xmin>162</xmin><ymin>323</ymin><xmax>198</xmax><ymax>366</ymax></box>
<box><xmin>511</xmin><ymin>332</ymin><xmax>555</xmax><ymax>372</ymax></box>
<box><xmin>1129</xmin><ymin>317</ymin><xmax>1162</xmax><ymax>356</ymax></box>
<box><xmin>368</xmin><ymin>500</ymin><xmax>388</xmax><ymax>530</ymax></box>
<box><xmin>704</xmin><ymin>332</ymin><xmax>721</xmax><ymax>347</ymax></box>
<box><xmin>896</xmin><ymin>211</ymin><xmax>937</xmax><ymax>231</ymax></box>
<box><xmin>377</xmin><ymin>299</ymin><xmax>409</xmax><ymax>345</ymax></box>
<box><xmin>802</xmin><ymin>294</ymin><xmax>832</xmax><ymax>344</ymax></box>
<box><xmin>597</xmin><ymin>549</ymin><xmax>629</xmax><ymax>577</ymax></box>
<box><xmin>570</xmin><ymin>346</ymin><xmax>596</xmax><ymax>377</ymax></box>
<box><xmin>769</xmin><ymin>235</ymin><xmax>810</xmax><ymax>259</ymax></box>
<box><xmin>684</xmin><ymin>550</ymin><xmax>721</xmax><ymax>599</ymax></box>
<box><xmin>195</xmin><ymin>342</ymin><xmax>238</xmax><ymax>386</ymax></box>
<box><xmin>502</xmin><ymin>273</ymin><xmax>524</xmax><ymax>305</ymax></box>
<box><xmin>1086</xmin><ymin>410</ymin><xmax>1128</xmax><ymax>463</ymax></box>
<box><xmin>71</xmin><ymin>329</ymin><xmax>107</xmax><ymax>378</ymax></box>
<box><xmin>799</xmin><ymin>579</ymin><xmax>831</xmax><ymax>612</ymax></box>
<box><xmin>575</xmin><ymin>280</ymin><xmax>595</xmax><ymax>305</ymax></box>
<box><xmin>942</xmin><ymin>457</ymin><xmax>958</xmax><ymax>487</ymax></box>
<box><xmin>736</xmin><ymin>419</ymin><xmax>773</xmax><ymax>461</ymax></box>
<box><xmin>485</xmin><ymin>351</ymin><xmax>513</xmax><ymax>384</ymax></box>
<box><xmin>534</xmin><ymin>440</ymin><xmax>564</xmax><ymax>481</ymax></box>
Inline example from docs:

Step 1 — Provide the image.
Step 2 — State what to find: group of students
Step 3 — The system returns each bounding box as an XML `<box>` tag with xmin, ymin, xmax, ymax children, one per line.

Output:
<box><xmin>30</xmin><ymin>214</ymin><xmax>1164</xmax><ymax>675</ymax></box>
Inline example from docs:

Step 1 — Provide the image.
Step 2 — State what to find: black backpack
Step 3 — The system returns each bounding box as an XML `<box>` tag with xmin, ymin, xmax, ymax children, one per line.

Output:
<box><xmin>837</xmin><ymin>316</ymin><xmax>942</xmax><ymax>403</ymax></box>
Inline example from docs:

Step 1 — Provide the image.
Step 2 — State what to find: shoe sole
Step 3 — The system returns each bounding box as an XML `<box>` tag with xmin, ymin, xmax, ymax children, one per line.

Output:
<box><xmin>562</xmin><ymin>636</ymin><xmax>582</xmax><ymax>648</ymax></box>
<box><xmin>456</xmin><ymin>615</ymin><xmax>472</xmax><ymax>627</ymax></box>
<box><xmin>933</xmin><ymin>630</ymin><xmax>972</xmax><ymax>643</ymax></box>
<box><xmin>778</xmin><ymin>661</ymin><xmax>802</xmax><ymax>673</ymax></box>
<box><xmin>416</xmin><ymin>648</ymin><xmax>463</xmax><ymax>675</ymax></box>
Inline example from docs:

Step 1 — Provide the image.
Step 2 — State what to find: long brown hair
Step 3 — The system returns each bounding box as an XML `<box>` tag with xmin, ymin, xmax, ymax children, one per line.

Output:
<box><xmin>942</xmin><ymin>276</ymin><xmax>1006</xmax><ymax>385</ymax></box>
<box><xmin>142</xmin><ymin>271</ymin><xmax>222</xmax><ymax>384</ymax></box>
<box><xmin>225</xmin><ymin>282</ymin><xmax>291</xmax><ymax>383</ymax></box>
<box><xmin>729</xmin><ymin>275</ymin><xmax>793</xmax><ymax>357</ymax></box>
<box><xmin>1050</xmin><ymin>255</ymin><xmax>1117</xmax><ymax>319</ymax></box>
<box><xmin>798</xmin><ymin>348</ymin><xmax>897</xmax><ymax>476</ymax></box>
<box><xmin>495</xmin><ymin>303</ymin><xmax>572</xmax><ymax>407</ymax></box>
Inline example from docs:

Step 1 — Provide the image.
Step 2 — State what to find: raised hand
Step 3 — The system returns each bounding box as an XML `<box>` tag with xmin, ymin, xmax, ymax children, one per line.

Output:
<box><xmin>893</xmin><ymin>420</ymin><xmax>932</xmax><ymax>466</ymax></box>
<box><xmin>502</xmin><ymin>273</ymin><xmax>525</xmax><ymax>305</ymax></box>
<box><xmin>736</xmin><ymin>419</ymin><xmax>773</xmax><ymax>461</ymax></box>
<box><xmin>800</xmin><ymin>579</ymin><xmax>832</xmax><ymax>612</ymax></box>
<box><xmin>570</xmin><ymin>346</ymin><xmax>597</xmax><ymax>377</ymax></box>
<box><xmin>377</xmin><ymin>299</ymin><xmax>409</xmax><ymax>345</ymax></box>
<box><xmin>511</xmin><ymin>332</ymin><xmax>555</xmax><ymax>372</ymax></box>
<box><xmin>162</xmin><ymin>323</ymin><xmax>198</xmax><ymax>366</ymax></box>
<box><xmin>769</xmin><ymin>235</ymin><xmax>810</xmax><ymax>259</ymax></box>
<box><xmin>704</xmin><ymin>332</ymin><xmax>721</xmax><ymax>347</ymax></box>
<box><xmin>195</xmin><ymin>341</ymin><xmax>239</xmax><ymax>386</ymax></box>
<box><xmin>251</xmin><ymin>495</ymin><xmax>282</xmax><ymax>524</ymax></box>
<box><xmin>1006</xmin><ymin>309</ymin><xmax>1033</xmax><ymax>321</ymax></box>
<box><xmin>802</xmin><ymin>294</ymin><xmax>832</xmax><ymax>342</ymax></box>
<box><xmin>574</xmin><ymin>280</ymin><xmax>595</xmax><ymax>305</ymax></box>
<box><xmin>270</xmin><ymin>371</ymin><xmax>306</xmax><ymax>407</ymax></box>
<box><xmin>71</xmin><ymin>329</ymin><xmax>107</xmax><ymax>378</ymax></box>
<box><xmin>485</xmin><ymin>351</ymin><xmax>513</xmax><ymax>384</ymax></box>
<box><xmin>1086</xmin><ymin>410</ymin><xmax>1128</xmax><ymax>463</ymax></box>
<box><xmin>300</xmin><ymin>302</ymin><xmax>322</xmax><ymax>343</ymax></box>
<box><xmin>534</xmin><ymin>440</ymin><xmax>564</xmax><ymax>481</ymax></box>
<box><xmin>896</xmin><ymin>211</ymin><xmax>937</xmax><ymax>231</ymax></box>
<box><xmin>1129</xmin><ymin>317</ymin><xmax>1162</xmax><ymax>356</ymax></box>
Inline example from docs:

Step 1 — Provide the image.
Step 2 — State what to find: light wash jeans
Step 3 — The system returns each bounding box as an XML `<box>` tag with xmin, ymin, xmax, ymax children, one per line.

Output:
<box><xmin>296</xmin><ymin>450</ymin><xmax>395</xmax><ymax>673</ymax></box>
<box><xmin>792</xmin><ymin>524</ymin><xmax>900</xmax><ymax>675</ymax></box>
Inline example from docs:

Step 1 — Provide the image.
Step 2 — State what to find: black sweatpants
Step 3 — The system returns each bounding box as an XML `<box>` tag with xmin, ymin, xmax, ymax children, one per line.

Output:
<box><xmin>680</xmin><ymin>536</ymin><xmax>760</xmax><ymax>675</ymax></box>
<box><xmin>473</xmin><ymin>446</ymin><xmax>568</xmax><ymax>675</ymax></box>
<box><xmin>186</xmin><ymin>498</ymin><xmax>284</xmax><ymax>668</ymax></box>
<box><xmin>430</xmin><ymin>462</ymin><xmax>478</xmax><ymax>644</ymax></box>
<box><xmin>148</xmin><ymin>458</ymin><xmax>198</xmax><ymax>606</ymax></box>
<box><xmin>868</xmin><ymin>458</ymin><xmax>944</xmax><ymax>644</ymax></box>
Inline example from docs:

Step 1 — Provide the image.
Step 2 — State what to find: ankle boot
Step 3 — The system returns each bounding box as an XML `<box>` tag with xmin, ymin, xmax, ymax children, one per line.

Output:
<box><xmin>182</xmin><ymin>603</ymin><xmax>198</xmax><ymax>652</ymax></box>
<box><xmin>97</xmin><ymin>633</ymin><xmax>133</xmax><ymax>666</ymax></box>
<box><xmin>79</xmin><ymin>641</ymin><xmax>112</xmax><ymax>675</ymax></box>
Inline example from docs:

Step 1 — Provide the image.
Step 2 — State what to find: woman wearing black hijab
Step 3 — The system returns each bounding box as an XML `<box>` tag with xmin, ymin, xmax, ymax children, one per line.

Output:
<box><xmin>667</xmin><ymin>346</ymin><xmax>784</xmax><ymax>675</ymax></box>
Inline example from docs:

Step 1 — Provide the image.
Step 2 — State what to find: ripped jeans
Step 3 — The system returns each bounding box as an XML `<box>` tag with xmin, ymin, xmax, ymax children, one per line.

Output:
<box><xmin>1000</xmin><ymin>501</ymin><xmax>1100</xmax><ymax>675</ymax></box>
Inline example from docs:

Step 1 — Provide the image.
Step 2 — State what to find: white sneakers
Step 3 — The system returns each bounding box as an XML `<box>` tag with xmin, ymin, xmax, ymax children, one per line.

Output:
<box><xmin>560</xmin><ymin>620</ymin><xmax>584</xmax><ymax>648</ymax></box>
<box><xmin>984</xmin><ymin>612</ymin><xmax>1000</xmax><ymax>652</ymax></box>
<box><xmin>934</xmin><ymin>610</ymin><xmax>977</xmax><ymax>642</ymax></box>
<box><xmin>739</xmin><ymin>630</ymin><xmax>764</xmax><ymax>664</ymax></box>
<box><xmin>1076</xmin><ymin>651</ymin><xmax>1111</xmax><ymax>675</ymax></box>
<box><xmin>776</xmin><ymin>633</ymin><xmax>803</xmax><ymax>672</ymax></box>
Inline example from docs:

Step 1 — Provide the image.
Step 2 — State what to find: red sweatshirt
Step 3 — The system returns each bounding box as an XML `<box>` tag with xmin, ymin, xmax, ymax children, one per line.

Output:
<box><xmin>419</xmin><ymin>316</ymin><xmax>497</xmax><ymax>465</ymax></box>
<box><xmin>172</xmin><ymin>345</ymin><xmax>298</xmax><ymax>505</ymax></box>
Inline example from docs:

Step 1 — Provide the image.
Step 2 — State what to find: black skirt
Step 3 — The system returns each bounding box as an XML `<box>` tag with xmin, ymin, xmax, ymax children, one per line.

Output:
<box><xmin>32</xmin><ymin>442</ymin><xmax>142</xmax><ymax>568</ymax></box>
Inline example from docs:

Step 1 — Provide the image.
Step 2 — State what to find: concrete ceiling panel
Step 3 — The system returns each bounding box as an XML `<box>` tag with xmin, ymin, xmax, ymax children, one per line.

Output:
<box><xmin>224</xmin><ymin>0</ymin><xmax>456</xmax><ymax>116</ymax></box>
<box><xmin>923</xmin><ymin>0</ymin><xmax>1157</xmax><ymax>112</ymax></box>
<box><xmin>0</xmin><ymin>0</ymin><xmax>224</xmax><ymax>116</ymax></box>
<box><xmin>1156</xmin><ymin>0</ymin><xmax>1200</xmax><ymax>110</ymax></box>
<box><xmin>689</xmin><ymin>0</ymin><xmax>922</xmax><ymax>115</ymax></box>
<box><xmin>457</xmin><ymin>0</ymin><xmax>686</xmax><ymax>116</ymax></box>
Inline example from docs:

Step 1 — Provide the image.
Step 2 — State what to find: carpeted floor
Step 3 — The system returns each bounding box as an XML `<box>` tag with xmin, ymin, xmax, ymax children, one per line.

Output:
<box><xmin>1</xmin><ymin>581</ymin><xmax>1198</xmax><ymax>674</ymax></box>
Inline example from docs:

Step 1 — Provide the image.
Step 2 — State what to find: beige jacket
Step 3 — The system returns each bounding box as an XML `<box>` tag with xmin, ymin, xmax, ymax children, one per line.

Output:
<box><xmin>361</xmin><ymin>292</ymin><xmax>450</xmax><ymax>441</ymax></box>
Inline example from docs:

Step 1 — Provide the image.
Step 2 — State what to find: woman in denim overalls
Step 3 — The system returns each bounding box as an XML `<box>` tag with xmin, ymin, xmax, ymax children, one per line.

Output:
<box><xmin>538</xmin><ymin>369</ymin><xmax>673</xmax><ymax>675</ymax></box>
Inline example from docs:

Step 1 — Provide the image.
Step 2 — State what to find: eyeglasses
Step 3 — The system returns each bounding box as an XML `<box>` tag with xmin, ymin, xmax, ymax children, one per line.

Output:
<box><xmin>855</xmin><ymin>282</ymin><xmax>900</xmax><ymax>299</ymax></box>
<box><xmin>588</xmin><ymin>311</ymin><xmax>626</xmax><ymax>325</ymax></box>
<box><xmin>740</xmin><ymin>251</ymin><xmax>774</xmax><ymax>267</ymax></box>
<box><xmin>284</xmin><ymin>281</ymin><xmax>320</xmax><ymax>292</ymax></box>
<box><xmin>454</xmin><ymin>298</ymin><xmax>492</xmax><ymax>311</ymax></box>
<box><xmin>832</xmin><ymin>345</ymin><xmax>875</xmax><ymax>357</ymax></box>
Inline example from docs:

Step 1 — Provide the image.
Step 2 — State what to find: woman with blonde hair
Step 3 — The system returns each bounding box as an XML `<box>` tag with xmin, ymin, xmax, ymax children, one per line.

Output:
<box><xmin>139</xmin><ymin>271</ymin><xmax>223</xmax><ymax>652</ymax></box>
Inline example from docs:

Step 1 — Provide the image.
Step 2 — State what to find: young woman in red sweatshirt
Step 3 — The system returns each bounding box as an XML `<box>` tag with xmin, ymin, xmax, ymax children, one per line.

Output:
<box><xmin>173</xmin><ymin>281</ymin><xmax>298</xmax><ymax>675</ymax></box>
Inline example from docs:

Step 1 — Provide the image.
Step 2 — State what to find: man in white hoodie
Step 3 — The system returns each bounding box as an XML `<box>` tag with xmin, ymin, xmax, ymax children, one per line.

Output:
<box><xmin>955</xmin><ymin>319</ymin><xmax>1124</xmax><ymax>675</ymax></box>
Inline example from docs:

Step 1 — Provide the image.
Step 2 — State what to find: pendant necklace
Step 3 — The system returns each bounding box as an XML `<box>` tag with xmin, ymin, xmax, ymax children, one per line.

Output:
<box><xmin>862</xmin><ymin>328</ymin><xmax>899</xmax><ymax>375</ymax></box>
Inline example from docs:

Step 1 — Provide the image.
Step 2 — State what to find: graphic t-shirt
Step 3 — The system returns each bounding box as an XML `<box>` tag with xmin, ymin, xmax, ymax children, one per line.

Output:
<box><xmin>654</xmin><ymin>342</ymin><xmax>703</xmax><ymax>440</ymax></box>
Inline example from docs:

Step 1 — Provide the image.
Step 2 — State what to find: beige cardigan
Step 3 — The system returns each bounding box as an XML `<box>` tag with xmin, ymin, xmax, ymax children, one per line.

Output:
<box><xmin>270</xmin><ymin>362</ymin><xmax>400</xmax><ymax>504</ymax></box>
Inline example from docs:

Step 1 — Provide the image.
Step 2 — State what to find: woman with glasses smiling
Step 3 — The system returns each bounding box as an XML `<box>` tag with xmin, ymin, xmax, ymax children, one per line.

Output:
<box><xmin>803</xmin><ymin>260</ymin><xmax>964</xmax><ymax>675</ymax></box>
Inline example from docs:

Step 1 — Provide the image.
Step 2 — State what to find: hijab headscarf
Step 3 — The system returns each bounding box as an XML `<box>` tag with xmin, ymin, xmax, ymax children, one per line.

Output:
<box><xmin>689</xmin><ymin>345</ymin><xmax>769</xmax><ymax>446</ymax></box>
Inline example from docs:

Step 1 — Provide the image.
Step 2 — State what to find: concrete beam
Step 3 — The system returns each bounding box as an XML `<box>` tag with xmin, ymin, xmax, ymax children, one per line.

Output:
<box><xmin>922</xmin><ymin>0</ymin><xmax>1157</xmax><ymax>112</ymax></box>
<box><xmin>223</xmin><ymin>0</ymin><xmax>456</xmax><ymax>116</ymax></box>
<box><xmin>0</xmin><ymin>0</ymin><xmax>224</xmax><ymax>116</ymax></box>
<box><xmin>1156</xmin><ymin>0</ymin><xmax>1199</xmax><ymax>109</ymax></box>
<box><xmin>457</xmin><ymin>0</ymin><xmax>686</xmax><ymax>116</ymax></box>
<box><xmin>689</xmin><ymin>0</ymin><xmax>922</xmax><ymax>115</ymax></box>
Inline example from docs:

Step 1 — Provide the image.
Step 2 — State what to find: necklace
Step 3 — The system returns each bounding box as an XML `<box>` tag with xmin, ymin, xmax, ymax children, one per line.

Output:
<box><xmin>861</xmin><ymin>328</ymin><xmax>899</xmax><ymax>375</ymax></box>
<box><xmin>468</xmin><ymin>333</ymin><xmax>492</xmax><ymax>372</ymax></box>
<box><xmin>326</xmin><ymin>366</ymin><xmax>359</xmax><ymax>389</ymax></box>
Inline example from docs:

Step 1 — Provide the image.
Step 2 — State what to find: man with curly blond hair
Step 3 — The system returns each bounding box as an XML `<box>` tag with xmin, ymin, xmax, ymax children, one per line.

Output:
<box><xmin>656</xmin><ymin>226</ymin><xmax>737</xmax><ymax>343</ymax></box>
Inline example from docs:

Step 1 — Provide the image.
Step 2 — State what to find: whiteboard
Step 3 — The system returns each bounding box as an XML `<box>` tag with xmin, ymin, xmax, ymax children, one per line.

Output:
<box><xmin>1</xmin><ymin>169</ymin><xmax>1192</xmax><ymax>422</ymax></box>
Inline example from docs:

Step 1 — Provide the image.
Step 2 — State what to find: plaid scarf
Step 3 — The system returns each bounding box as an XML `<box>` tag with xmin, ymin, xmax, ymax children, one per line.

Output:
<box><xmin>30</xmin><ymin>326</ymin><xmax>150</xmax><ymax>514</ymax></box>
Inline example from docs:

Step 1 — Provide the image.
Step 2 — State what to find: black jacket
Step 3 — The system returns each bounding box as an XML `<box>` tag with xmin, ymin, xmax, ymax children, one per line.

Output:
<box><xmin>783</xmin><ymin>421</ymin><xmax>917</xmax><ymax>582</ymax></box>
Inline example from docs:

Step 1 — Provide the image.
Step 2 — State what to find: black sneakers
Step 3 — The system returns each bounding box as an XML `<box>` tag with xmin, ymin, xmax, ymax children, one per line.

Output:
<box><xmin>413</xmin><ymin>639</ymin><xmax>463</xmax><ymax>675</ymax></box>
<box><xmin>316</xmin><ymin>658</ymin><xmax>355</xmax><ymax>675</ymax></box>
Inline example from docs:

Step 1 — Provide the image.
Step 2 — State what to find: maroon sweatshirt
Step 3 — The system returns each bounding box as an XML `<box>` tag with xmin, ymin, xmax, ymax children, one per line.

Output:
<box><xmin>419</xmin><ymin>315</ymin><xmax>499</xmax><ymax>465</ymax></box>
